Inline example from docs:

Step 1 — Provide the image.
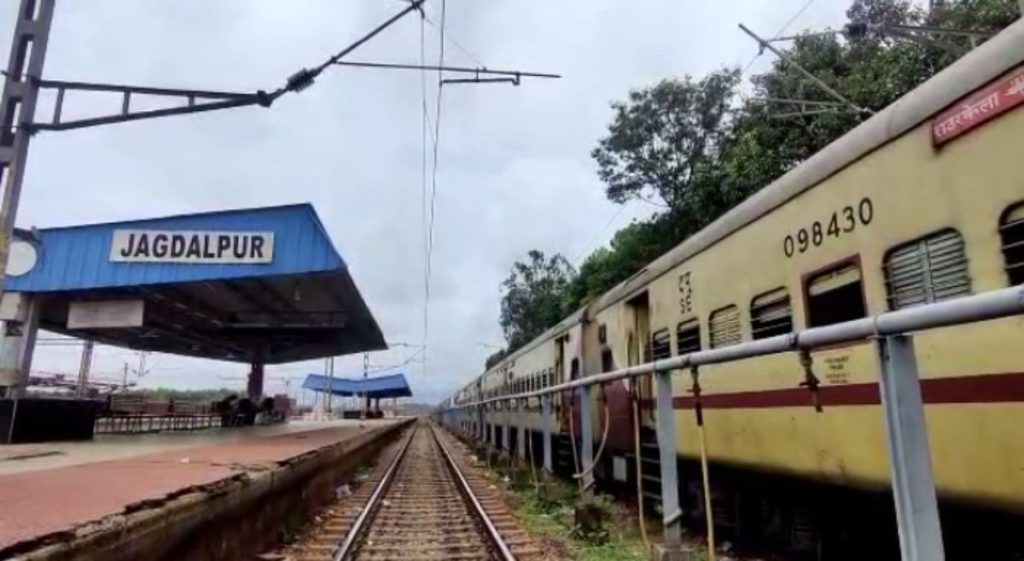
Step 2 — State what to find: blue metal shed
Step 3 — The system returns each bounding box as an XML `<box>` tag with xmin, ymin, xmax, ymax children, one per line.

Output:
<box><xmin>302</xmin><ymin>373</ymin><xmax>412</xmax><ymax>399</ymax></box>
<box><xmin>4</xmin><ymin>203</ymin><xmax>386</xmax><ymax>364</ymax></box>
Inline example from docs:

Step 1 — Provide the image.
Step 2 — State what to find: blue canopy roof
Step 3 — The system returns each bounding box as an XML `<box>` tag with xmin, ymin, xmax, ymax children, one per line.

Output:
<box><xmin>303</xmin><ymin>373</ymin><xmax>412</xmax><ymax>399</ymax></box>
<box><xmin>4</xmin><ymin>203</ymin><xmax>387</xmax><ymax>364</ymax></box>
<box><xmin>8</xmin><ymin>203</ymin><xmax>343</xmax><ymax>292</ymax></box>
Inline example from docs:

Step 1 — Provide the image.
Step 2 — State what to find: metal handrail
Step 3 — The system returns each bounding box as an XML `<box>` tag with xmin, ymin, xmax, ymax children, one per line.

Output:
<box><xmin>429</xmin><ymin>423</ymin><xmax>517</xmax><ymax>561</ymax></box>
<box><xmin>442</xmin><ymin>285</ymin><xmax>1024</xmax><ymax>409</ymax></box>
<box><xmin>333</xmin><ymin>424</ymin><xmax>418</xmax><ymax>561</ymax></box>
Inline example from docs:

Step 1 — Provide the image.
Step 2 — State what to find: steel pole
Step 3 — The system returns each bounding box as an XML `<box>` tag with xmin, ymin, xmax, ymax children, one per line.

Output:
<box><xmin>0</xmin><ymin>0</ymin><xmax>56</xmax><ymax>398</ymax></box>
<box><xmin>76</xmin><ymin>339</ymin><xmax>94</xmax><ymax>398</ymax></box>
<box><xmin>579</xmin><ymin>384</ymin><xmax>596</xmax><ymax>498</ymax></box>
<box><xmin>877</xmin><ymin>335</ymin><xmax>945</xmax><ymax>561</ymax></box>
<box><xmin>655</xmin><ymin>370</ymin><xmax>683</xmax><ymax>552</ymax></box>
<box><xmin>517</xmin><ymin>399</ymin><xmax>527</xmax><ymax>460</ymax></box>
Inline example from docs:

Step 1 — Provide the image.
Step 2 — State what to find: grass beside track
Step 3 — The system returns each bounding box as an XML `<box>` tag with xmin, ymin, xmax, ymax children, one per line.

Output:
<box><xmin>480</xmin><ymin>460</ymin><xmax>652</xmax><ymax>561</ymax></box>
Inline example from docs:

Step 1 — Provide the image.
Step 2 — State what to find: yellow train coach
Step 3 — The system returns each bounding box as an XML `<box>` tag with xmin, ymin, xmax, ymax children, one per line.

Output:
<box><xmin>591</xmin><ymin>27</ymin><xmax>1024</xmax><ymax>513</ymax></box>
<box><xmin>454</xmin><ymin>16</ymin><xmax>1024</xmax><ymax>559</ymax></box>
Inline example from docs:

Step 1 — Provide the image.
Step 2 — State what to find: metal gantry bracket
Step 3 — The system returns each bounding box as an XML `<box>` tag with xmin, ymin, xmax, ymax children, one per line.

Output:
<box><xmin>335</xmin><ymin>61</ymin><xmax>558</xmax><ymax>87</ymax></box>
<box><xmin>739</xmin><ymin>23</ymin><xmax>874</xmax><ymax>117</ymax></box>
<box><xmin>28</xmin><ymin>78</ymin><xmax>273</xmax><ymax>132</ymax></box>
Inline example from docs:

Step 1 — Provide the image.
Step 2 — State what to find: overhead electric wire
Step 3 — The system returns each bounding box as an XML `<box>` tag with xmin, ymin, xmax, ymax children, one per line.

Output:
<box><xmin>422</xmin><ymin>10</ymin><xmax>486</xmax><ymax>68</ymax></box>
<box><xmin>420</xmin><ymin>6</ymin><xmax>431</xmax><ymax>385</ymax></box>
<box><xmin>741</xmin><ymin>0</ymin><xmax>816</xmax><ymax>74</ymax></box>
<box><xmin>423</xmin><ymin>0</ymin><xmax>447</xmax><ymax>381</ymax></box>
<box><xmin>571</xmin><ymin>204</ymin><xmax>628</xmax><ymax>266</ymax></box>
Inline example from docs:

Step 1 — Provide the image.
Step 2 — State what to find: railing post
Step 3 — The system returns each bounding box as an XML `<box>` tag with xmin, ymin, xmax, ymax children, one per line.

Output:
<box><xmin>478</xmin><ymin>405</ymin><xmax>485</xmax><ymax>443</ymax></box>
<box><xmin>541</xmin><ymin>393</ymin><xmax>553</xmax><ymax>474</ymax></box>
<box><xmin>518</xmin><ymin>398</ymin><xmax>527</xmax><ymax>460</ymax></box>
<box><xmin>654</xmin><ymin>369</ymin><xmax>683</xmax><ymax>556</ymax></box>
<box><xmin>877</xmin><ymin>335</ymin><xmax>945</xmax><ymax>561</ymax></box>
<box><xmin>579</xmin><ymin>384</ymin><xmax>596</xmax><ymax>498</ymax></box>
<box><xmin>503</xmin><ymin>401</ymin><xmax>511</xmax><ymax>452</ymax></box>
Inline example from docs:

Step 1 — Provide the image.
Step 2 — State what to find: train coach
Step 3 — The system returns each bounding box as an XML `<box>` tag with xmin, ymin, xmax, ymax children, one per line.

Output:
<box><xmin>449</xmin><ymin>17</ymin><xmax>1024</xmax><ymax>559</ymax></box>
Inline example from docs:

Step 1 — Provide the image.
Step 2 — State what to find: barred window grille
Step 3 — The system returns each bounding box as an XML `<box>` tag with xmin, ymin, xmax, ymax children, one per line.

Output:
<box><xmin>676</xmin><ymin>318</ymin><xmax>701</xmax><ymax>355</ymax></box>
<box><xmin>884</xmin><ymin>229</ymin><xmax>971</xmax><ymax>310</ymax></box>
<box><xmin>750</xmin><ymin>288</ymin><xmax>793</xmax><ymax>340</ymax></box>
<box><xmin>709</xmin><ymin>305</ymin><xmax>741</xmax><ymax>348</ymax></box>
<box><xmin>650</xmin><ymin>329</ymin><xmax>671</xmax><ymax>360</ymax></box>
<box><xmin>1000</xmin><ymin>203</ymin><xmax>1024</xmax><ymax>285</ymax></box>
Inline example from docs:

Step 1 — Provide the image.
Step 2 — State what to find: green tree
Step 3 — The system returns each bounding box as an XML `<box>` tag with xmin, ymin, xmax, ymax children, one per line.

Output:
<box><xmin>726</xmin><ymin>0</ymin><xmax>1018</xmax><ymax>195</ymax></box>
<box><xmin>592</xmin><ymin>70</ymin><xmax>742</xmax><ymax>215</ymax></box>
<box><xmin>499</xmin><ymin>250</ymin><xmax>576</xmax><ymax>352</ymax></box>
<box><xmin>563</xmin><ymin>218</ymin><xmax>678</xmax><ymax>311</ymax></box>
<box><xmin>484</xmin><ymin>349</ymin><xmax>508</xmax><ymax>370</ymax></box>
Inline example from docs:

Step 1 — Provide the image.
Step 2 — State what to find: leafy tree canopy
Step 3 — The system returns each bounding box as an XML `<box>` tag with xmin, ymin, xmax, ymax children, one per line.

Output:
<box><xmin>499</xmin><ymin>250</ymin><xmax>576</xmax><ymax>351</ymax></box>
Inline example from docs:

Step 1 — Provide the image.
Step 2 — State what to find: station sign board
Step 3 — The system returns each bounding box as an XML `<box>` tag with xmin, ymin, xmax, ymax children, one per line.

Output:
<box><xmin>109</xmin><ymin>230</ymin><xmax>274</xmax><ymax>264</ymax></box>
<box><xmin>932</xmin><ymin>63</ymin><xmax>1024</xmax><ymax>146</ymax></box>
<box><xmin>68</xmin><ymin>300</ymin><xmax>145</xmax><ymax>329</ymax></box>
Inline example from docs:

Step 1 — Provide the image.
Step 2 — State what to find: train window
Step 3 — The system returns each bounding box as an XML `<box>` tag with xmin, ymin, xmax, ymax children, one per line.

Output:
<box><xmin>1000</xmin><ymin>203</ymin><xmax>1024</xmax><ymax>285</ymax></box>
<box><xmin>884</xmin><ymin>229</ymin><xmax>970</xmax><ymax>309</ymax></box>
<box><xmin>676</xmin><ymin>318</ymin><xmax>701</xmax><ymax>354</ymax></box>
<box><xmin>750</xmin><ymin>288</ymin><xmax>793</xmax><ymax>339</ymax></box>
<box><xmin>806</xmin><ymin>261</ymin><xmax>866</xmax><ymax>327</ymax></box>
<box><xmin>709</xmin><ymin>305</ymin><xmax>741</xmax><ymax>348</ymax></box>
<box><xmin>651</xmin><ymin>329</ymin><xmax>671</xmax><ymax>360</ymax></box>
<box><xmin>570</xmin><ymin>358</ymin><xmax>580</xmax><ymax>380</ymax></box>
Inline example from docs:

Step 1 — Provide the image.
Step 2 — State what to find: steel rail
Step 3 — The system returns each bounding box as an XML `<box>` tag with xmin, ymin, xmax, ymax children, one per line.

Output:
<box><xmin>333</xmin><ymin>424</ymin><xmax>419</xmax><ymax>561</ymax></box>
<box><xmin>429</xmin><ymin>423</ymin><xmax>517</xmax><ymax>561</ymax></box>
<box><xmin>445</xmin><ymin>285</ymin><xmax>1024</xmax><ymax>410</ymax></box>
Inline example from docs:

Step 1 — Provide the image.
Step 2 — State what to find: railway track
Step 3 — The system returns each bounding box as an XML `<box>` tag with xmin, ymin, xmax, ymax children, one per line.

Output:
<box><xmin>288</xmin><ymin>420</ymin><xmax>545</xmax><ymax>561</ymax></box>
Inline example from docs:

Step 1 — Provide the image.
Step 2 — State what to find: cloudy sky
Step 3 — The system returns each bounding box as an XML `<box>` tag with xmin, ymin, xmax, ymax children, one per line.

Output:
<box><xmin>0</xmin><ymin>0</ymin><xmax>851</xmax><ymax>405</ymax></box>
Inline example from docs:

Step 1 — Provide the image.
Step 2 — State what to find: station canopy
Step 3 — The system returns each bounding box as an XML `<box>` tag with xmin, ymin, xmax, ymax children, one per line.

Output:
<box><xmin>302</xmin><ymin>372</ymin><xmax>411</xmax><ymax>399</ymax></box>
<box><xmin>4</xmin><ymin>204</ymin><xmax>386</xmax><ymax>364</ymax></box>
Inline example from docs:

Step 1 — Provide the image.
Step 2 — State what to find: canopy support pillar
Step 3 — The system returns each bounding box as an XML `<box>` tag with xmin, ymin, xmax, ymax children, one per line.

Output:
<box><xmin>247</xmin><ymin>361</ymin><xmax>264</xmax><ymax>400</ymax></box>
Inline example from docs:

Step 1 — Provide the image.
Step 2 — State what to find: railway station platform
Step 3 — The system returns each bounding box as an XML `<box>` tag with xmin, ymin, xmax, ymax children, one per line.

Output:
<box><xmin>0</xmin><ymin>418</ymin><xmax>410</xmax><ymax>559</ymax></box>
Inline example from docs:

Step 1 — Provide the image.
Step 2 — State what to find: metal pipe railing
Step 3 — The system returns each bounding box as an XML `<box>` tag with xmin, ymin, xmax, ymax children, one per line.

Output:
<box><xmin>438</xmin><ymin>285</ymin><xmax>1024</xmax><ymax>561</ymax></box>
<box><xmin>442</xmin><ymin>285</ymin><xmax>1024</xmax><ymax>410</ymax></box>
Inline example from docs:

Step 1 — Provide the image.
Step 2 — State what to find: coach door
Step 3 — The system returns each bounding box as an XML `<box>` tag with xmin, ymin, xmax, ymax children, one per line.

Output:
<box><xmin>626</xmin><ymin>292</ymin><xmax>653</xmax><ymax>420</ymax></box>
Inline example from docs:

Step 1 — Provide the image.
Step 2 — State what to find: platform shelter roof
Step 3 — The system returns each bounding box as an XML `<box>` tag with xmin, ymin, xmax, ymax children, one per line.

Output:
<box><xmin>4</xmin><ymin>203</ymin><xmax>386</xmax><ymax>364</ymax></box>
<box><xmin>302</xmin><ymin>372</ymin><xmax>411</xmax><ymax>399</ymax></box>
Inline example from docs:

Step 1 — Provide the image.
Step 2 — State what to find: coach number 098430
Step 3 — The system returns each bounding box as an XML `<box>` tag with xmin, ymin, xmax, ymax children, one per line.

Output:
<box><xmin>783</xmin><ymin>197</ymin><xmax>873</xmax><ymax>258</ymax></box>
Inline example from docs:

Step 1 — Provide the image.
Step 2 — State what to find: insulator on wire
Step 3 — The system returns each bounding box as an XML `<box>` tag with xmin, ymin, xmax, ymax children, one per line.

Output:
<box><xmin>286</xmin><ymin>68</ymin><xmax>317</xmax><ymax>93</ymax></box>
